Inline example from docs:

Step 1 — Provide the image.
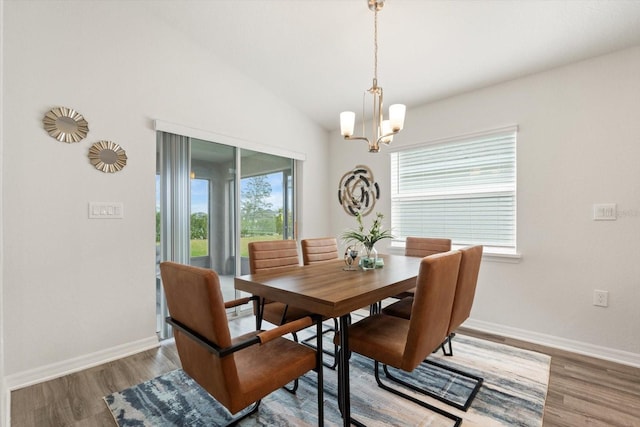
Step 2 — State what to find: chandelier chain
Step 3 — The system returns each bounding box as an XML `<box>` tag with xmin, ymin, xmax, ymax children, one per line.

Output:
<box><xmin>373</xmin><ymin>8</ymin><xmax>378</xmax><ymax>82</ymax></box>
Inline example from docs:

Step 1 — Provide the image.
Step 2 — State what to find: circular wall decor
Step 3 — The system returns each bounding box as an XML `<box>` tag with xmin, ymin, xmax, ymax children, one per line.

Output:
<box><xmin>338</xmin><ymin>165</ymin><xmax>380</xmax><ymax>217</ymax></box>
<box><xmin>42</xmin><ymin>106</ymin><xmax>89</xmax><ymax>143</ymax></box>
<box><xmin>88</xmin><ymin>140</ymin><xmax>128</xmax><ymax>173</ymax></box>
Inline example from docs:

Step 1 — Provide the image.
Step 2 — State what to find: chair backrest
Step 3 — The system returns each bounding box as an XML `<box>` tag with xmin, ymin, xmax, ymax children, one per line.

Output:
<box><xmin>301</xmin><ymin>237</ymin><xmax>339</xmax><ymax>265</ymax></box>
<box><xmin>403</xmin><ymin>251</ymin><xmax>461</xmax><ymax>371</ymax></box>
<box><xmin>159</xmin><ymin>261</ymin><xmax>240</xmax><ymax>409</ymax></box>
<box><xmin>405</xmin><ymin>237</ymin><xmax>452</xmax><ymax>257</ymax></box>
<box><xmin>248</xmin><ymin>240</ymin><xmax>300</xmax><ymax>274</ymax></box>
<box><xmin>448</xmin><ymin>245</ymin><xmax>483</xmax><ymax>334</ymax></box>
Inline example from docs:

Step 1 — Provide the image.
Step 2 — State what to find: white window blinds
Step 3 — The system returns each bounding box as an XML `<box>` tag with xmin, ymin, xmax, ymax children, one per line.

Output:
<box><xmin>390</xmin><ymin>128</ymin><xmax>517</xmax><ymax>250</ymax></box>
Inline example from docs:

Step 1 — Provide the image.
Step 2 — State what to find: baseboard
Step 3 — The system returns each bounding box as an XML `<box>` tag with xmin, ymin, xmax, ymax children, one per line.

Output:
<box><xmin>463</xmin><ymin>318</ymin><xmax>640</xmax><ymax>368</ymax></box>
<box><xmin>4</xmin><ymin>335</ymin><xmax>159</xmax><ymax>392</ymax></box>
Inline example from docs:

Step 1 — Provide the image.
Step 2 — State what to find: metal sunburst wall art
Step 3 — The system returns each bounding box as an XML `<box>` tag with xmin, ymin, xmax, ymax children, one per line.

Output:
<box><xmin>338</xmin><ymin>165</ymin><xmax>380</xmax><ymax>217</ymax></box>
<box><xmin>42</xmin><ymin>106</ymin><xmax>89</xmax><ymax>143</ymax></box>
<box><xmin>88</xmin><ymin>140</ymin><xmax>128</xmax><ymax>173</ymax></box>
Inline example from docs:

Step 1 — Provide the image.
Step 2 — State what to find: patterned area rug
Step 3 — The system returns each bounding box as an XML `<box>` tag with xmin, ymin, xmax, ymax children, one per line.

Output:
<box><xmin>104</xmin><ymin>334</ymin><xmax>550</xmax><ymax>426</ymax></box>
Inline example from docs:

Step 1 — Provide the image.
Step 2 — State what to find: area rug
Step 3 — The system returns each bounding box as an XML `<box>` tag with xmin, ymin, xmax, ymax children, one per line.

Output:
<box><xmin>104</xmin><ymin>334</ymin><xmax>550</xmax><ymax>426</ymax></box>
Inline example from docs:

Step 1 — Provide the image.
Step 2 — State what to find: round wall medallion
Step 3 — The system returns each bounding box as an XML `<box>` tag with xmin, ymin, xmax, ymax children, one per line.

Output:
<box><xmin>338</xmin><ymin>165</ymin><xmax>380</xmax><ymax>216</ymax></box>
<box><xmin>42</xmin><ymin>106</ymin><xmax>89</xmax><ymax>143</ymax></box>
<box><xmin>88</xmin><ymin>140</ymin><xmax>127</xmax><ymax>173</ymax></box>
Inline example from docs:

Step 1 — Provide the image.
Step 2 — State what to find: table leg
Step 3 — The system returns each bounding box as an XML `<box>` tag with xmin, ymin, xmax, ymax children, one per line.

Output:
<box><xmin>339</xmin><ymin>314</ymin><xmax>351</xmax><ymax>427</ymax></box>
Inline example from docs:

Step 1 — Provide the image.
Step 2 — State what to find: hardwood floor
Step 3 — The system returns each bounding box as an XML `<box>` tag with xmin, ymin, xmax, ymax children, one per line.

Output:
<box><xmin>10</xmin><ymin>317</ymin><xmax>640</xmax><ymax>427</ymax></box>
<box><xmin>459</xmin><ymin>327</ymin><xmax>640</xmax><ymax>427</ymax></box>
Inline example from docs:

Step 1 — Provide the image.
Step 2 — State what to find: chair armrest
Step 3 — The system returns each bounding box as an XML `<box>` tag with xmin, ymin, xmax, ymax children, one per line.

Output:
<box><xmin>167</xmin><ymin>313</ymin><xmax>320</xmax><ymax>358</ymax></box>
<box><xmin>224</xmin><ymin>295</ymin><xmax>259</xmax><ymax>309</ymax></box>
<box><xmin>167</xmin><ymin>316</ymin><xmax>261</xmax><ymax>357</ymax></box>
<box><xmin>256</xmin><ymin>315</ymin><xmax>316</xmax><ymax>345</ymax></box>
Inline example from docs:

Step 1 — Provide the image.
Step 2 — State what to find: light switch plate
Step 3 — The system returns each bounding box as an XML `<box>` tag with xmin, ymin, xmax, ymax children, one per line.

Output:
<box><xmin>89</xmin><ymin>202</ymin><xmax>123</xmax><ymax>219</ymax></box>
<box><xmin>593</xmin><ymin>203</ymin><xmax>616</xmax><ymax>221</ymax></box>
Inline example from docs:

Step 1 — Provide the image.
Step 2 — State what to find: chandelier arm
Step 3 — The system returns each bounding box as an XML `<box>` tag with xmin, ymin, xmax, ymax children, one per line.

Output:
<box><xmin>375</xmin><ymin>129</ymin><xmax>399</xmax><ymax>146</ymax></box>
<box><xmin>343</xmin><ymin>135</ymin><xmax>372</xmax><ymax>144</ymax></box>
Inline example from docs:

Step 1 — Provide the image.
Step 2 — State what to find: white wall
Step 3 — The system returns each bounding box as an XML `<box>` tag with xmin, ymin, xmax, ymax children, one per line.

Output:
<box><xmin>330</xmin><ymin>46</ymin><xmax>640</xmax><ymax>365</ymax></box>
<box><xmin>0</xmin><ymin>0</ymin><xmax>6</xmax><ymax>422</ymax></box>
<box><xmin>1</xmin><ymin>0</ymin><xmax>330</xmax><ymax>394</ymax></box>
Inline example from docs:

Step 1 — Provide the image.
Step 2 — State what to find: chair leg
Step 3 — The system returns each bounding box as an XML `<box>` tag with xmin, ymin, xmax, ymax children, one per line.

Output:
<box><xmin>255</xmin><ymin>298</ymin><xmax>265</xmax><ymax>330</ymax></box>
<box><xmin>279</xmin><ymin>304</ymin><xmax>290</xmax><ymax>325</ymax></box>
<box><xmin>281</xmin><ymin>331</ymin><xmax>301</xmax><ymax>393</ymax></box>
<box><xmin>301</xmin><ymin>318</ymin><xmax>339</xmax><ymax>369</ymax></box>
<box><xmin>440</xmin><ymin>333</ymin><xmax>454</xmax><ymax>356</ymax></box>
<box><xmin>382</xmin><ymin>357</ymin><xmax>483</xmax><ymax>412</ymax></box>
<box><xmin>282</xmin><ymin>378</ymin><xmax>299</xmax><ymax>394</ymax></box>
<box><xmin>422</xmin><ymin>358</ymin><xmax>483</xmax><ymax>411</ymax></box>
<box><xmin>226</xmin><ymin>400</ymin><xmax>261</xmax><ymax>426</ymax></box>
<box><xmin>374</xmin><ymin>361</ymin><xmax>462</xmax><ymax>427</ymax></box>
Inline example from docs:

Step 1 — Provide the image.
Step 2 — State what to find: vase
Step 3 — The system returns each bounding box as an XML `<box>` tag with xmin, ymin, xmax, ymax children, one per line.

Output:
<box><xmin>360</xmin><ymin>245</ymin><xmax>378</xmax><ymax>270</ymax></box>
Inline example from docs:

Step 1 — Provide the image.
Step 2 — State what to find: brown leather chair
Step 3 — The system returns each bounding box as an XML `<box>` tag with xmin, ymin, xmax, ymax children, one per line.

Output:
<box><xmin>248</xmin><ymin>240</ymin><xmax>311</xmax><ymax>328</ymax></box>
<box><xmin>301</xmin><ymin>237</ymin><xmax>339</xmax><ymax>265</ymax></box>
<box><xmin>391</xmin><ymin>237</ymin><xmax>452</xmax><ymax>300</ymax></box>
<box><xmin>380</xmin><ymin>246</ymin><xmax>485</xmax><ymax>413</ymax></box>
<box><xmin>336</xmin><ymin>251</ymin><xmax>463</xmax><ymax>425</ymax></box>
<box><xmin>301</xmin><ymin>237</ymin><xmax>340</xmax><ymax>368</ymax></box>
<box><xmin>405</xmin><ymin>236</ymin><xmax>452</xmax><ymax>257</ymax></box>
<box><xmin>160</xmin><ymin>261</ymin><xmax>324</xmax><ymax>425</ymax></box>
<box><xmin>383</xmin><ymin>245</ymin><xmax>483</xmax><ymax>356</ymax></box>
<box><xmin>443</xmin><ymin>245</ymin><xmax>483</xmax><ymax>355</ymax></box>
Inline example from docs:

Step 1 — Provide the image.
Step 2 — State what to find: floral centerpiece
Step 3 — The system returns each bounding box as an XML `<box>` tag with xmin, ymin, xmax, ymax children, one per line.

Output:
<box><xmin>341</xmin><ymin>212</ymin><xmax>393</xmax><ymax>270</ymax></box>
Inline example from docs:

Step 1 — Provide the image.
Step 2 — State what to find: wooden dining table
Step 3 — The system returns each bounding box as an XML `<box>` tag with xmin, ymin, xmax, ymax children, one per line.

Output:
<box><xmin>234</xmin><ymin>253</ymin><xmax>423</xmax><ymax>426</ymax></box>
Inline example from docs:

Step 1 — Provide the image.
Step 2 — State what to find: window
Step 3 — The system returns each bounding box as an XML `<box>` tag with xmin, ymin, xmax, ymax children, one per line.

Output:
<box><xmin>390</xmin><ymin>127</ymin><xmax>517</xmax><ymax>253</ymax></box>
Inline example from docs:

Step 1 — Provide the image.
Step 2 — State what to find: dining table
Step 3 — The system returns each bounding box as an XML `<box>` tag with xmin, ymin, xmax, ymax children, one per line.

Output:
<box><xmin>234</xmin><ymin>253</ymin><xmax>423</xmax><ymax>426</ymax></box>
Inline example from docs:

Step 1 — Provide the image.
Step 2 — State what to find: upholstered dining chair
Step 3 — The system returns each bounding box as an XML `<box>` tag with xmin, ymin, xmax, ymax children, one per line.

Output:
<box><xmin>381</xmin><ymin>246</ymin><xmax>485</xmax><ymax>412</ymax></box>
<box><xmin>336</xmin><ymin>251</ymin><xmax>463</xmax><ymax>426</ymax></box>
<box><xmin>160</xmin><ymin>261</ymin><xmax>324</xmax><ymax>425</ymax></box>
<box><xmin>248</xmin><ymin>240</ymin><xmax>311</xmax><ymax>329</ymax></box>
<box><xmin>301</xmin><ymin>237</ymin><xmax>340</xmax><ymax>265</ymax></box>
<box><xmin>405</xmin><ymin>236</ymin><xmax>452</xmax><ymax>257</ymax></box>
<box><xmin>301</xmin><ymin>237</ymin><xmax>340</xmax><ymax>368</ymax></box>
<box><xmin>442</xmin><ymin>245</ymin><xmax>483</xmax><ymax>355</ymax></box>
<box><xmin>391</xmin><ymin>236</ymin><xmax>452</xmax><ymax>301</ymax></box>
<box><xmin>383</xmin><ymin>245</ymin><xmax>484</xmax><ymax>356</ymax></box>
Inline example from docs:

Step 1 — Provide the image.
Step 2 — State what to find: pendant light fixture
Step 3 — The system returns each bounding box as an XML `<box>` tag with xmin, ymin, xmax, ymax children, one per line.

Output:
<box><xmin>340</xmin><ymin>0</ymin><xmax>406</xmax><ymax>153</ymax></box>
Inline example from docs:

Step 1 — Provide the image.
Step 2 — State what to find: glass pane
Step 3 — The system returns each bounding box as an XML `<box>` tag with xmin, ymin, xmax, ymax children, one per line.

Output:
<box><xmin>190</xmin><ymin>139</ymin><xmax>237</xmax><ymax>304</ymax></box>
<box><xmin>240</xmin><ymin>150</ymin><xmax>294</xmax><ymax>273</ymax></box>
<box><xmin>190</xmin><ymin>178</ymin><xmax>209</xmax><ymax>257</ymax></box>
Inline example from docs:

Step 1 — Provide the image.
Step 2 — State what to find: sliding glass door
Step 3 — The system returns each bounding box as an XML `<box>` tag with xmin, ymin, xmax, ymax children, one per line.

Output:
<box><xmin>239</xmin><ymin>150</ymin><xmax>295</xmax><ymax>274</ymax></box>
<box><xmin>156</xmin><ymin>132</ymin><xmax>296</xmax><ymax>339</ymax></box>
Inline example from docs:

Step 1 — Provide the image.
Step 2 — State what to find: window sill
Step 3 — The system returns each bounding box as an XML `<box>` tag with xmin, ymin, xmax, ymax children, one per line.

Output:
<box><xmin>388</xmin><ymin>244</ymin><xmax>521</xmax><ymax>263</ymax></box>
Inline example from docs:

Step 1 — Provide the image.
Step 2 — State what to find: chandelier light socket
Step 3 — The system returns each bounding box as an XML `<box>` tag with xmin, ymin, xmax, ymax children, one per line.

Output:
<box><xmin>340</xmin><ymin>111</ymin><xmax>356</xmax><ymax>137</ymax></box>
<box><xmin>381</xmin><ymin>120</ymin><xmax>394</xmax><ymax>144</ymax></box>
<box><xmin>389</xmin><ymin>104</ymin><xmax>406</xmax><ymax>131</ymax></box>
<box><xmin>368</xmin><ymin>0</ymin><xmax>385</xmax><ymax>12</ymax></box>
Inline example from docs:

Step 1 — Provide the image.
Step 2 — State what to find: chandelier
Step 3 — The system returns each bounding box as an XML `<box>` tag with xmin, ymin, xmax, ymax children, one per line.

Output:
<box><xmin>340</xmin><ymin>0</ymin><xmax>406</xmax><ymax>153</ymax></box>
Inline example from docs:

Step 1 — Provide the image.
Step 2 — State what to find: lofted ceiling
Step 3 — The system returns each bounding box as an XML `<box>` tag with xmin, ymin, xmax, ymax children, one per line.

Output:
<box><xmin>147</xmin><ymin>0</ymin><xmax>640</xmax><ymax>132</ymax></box>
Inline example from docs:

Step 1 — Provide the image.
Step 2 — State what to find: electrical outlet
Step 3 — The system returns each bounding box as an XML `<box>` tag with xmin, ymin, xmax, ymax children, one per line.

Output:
<box><xmin>593</xmin><ymin>290</ymin><xmax>609</xmax><ymax>307</ymax></box>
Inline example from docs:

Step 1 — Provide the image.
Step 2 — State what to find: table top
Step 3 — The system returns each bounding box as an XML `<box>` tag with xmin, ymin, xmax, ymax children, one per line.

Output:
<box><xmin>234</xmin><ymin>254</ymin><xmax>422</xmax><ymax>318</ymax></box>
